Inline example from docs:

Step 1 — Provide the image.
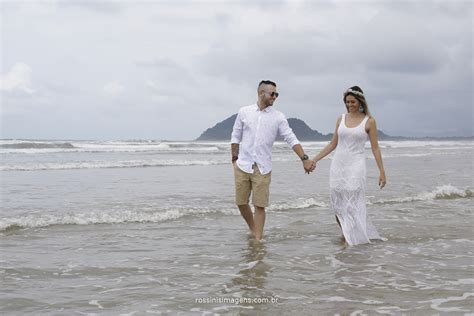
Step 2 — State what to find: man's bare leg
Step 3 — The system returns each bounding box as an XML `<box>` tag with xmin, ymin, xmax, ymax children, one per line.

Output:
<box><xmin>238</xmin><ymin>204</ymin><xmax>255</xmax><ymax>237</ymax></box>
<box><xmin>254</xmin><ymin>206</ymin><xmax>266</xmax><ymax>241</ymax></box>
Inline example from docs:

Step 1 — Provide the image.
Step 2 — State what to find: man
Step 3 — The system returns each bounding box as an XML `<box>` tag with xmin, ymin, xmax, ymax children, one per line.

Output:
<box><xmin>231</xmin><ymin>80</ymin><xmax>315</xmax><ymax>241</ymax></box>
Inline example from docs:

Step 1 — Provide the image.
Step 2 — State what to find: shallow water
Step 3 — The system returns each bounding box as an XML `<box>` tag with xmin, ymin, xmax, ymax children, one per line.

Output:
<box><xmin>0</xmin><ymin>140</ymin><xmax>473</xmax><ymax>315</ymax></box>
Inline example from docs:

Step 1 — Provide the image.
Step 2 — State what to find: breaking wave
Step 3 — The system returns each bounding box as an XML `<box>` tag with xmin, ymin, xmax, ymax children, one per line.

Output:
<box><xmin>0</xmin><ymin>198</ymin><xmax>328</xmax><ymax>231</ymax></box>
<box><xmin>1</xmin><ymin>186</ymin><xmax>470</xmax><ymax>231</ymax></box>
<box><xmin>371</xmin><ymin>185</ymin><xmax>472</xmax><ymax>205</ymax></box>
<box><xmin>0</xmin><ymin>159</ymin><xmax>229</xmax><ymax>171</ymax></box>
<box><xmin>0</xmin><ymin>142</ymin><xmax>75</xmax><ymax>149</ymax></box>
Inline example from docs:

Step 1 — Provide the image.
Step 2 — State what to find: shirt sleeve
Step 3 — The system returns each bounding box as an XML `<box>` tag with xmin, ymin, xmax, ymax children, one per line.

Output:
<box><xmin>278</xmin><ymin>115</ymin><xmax>300</xmax><ymax>147</ymax></box>
<box><xmin>230</xmin><ymin>109</ymin><xmax>243</xmax><ymax>144</ymax></box>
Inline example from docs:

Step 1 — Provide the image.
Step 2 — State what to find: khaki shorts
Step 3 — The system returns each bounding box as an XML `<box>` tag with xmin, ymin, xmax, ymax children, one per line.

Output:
<box><xmin>233</xmin><ymin>163</ymin><xmax>272</xmax><ymax>207</ymax></box>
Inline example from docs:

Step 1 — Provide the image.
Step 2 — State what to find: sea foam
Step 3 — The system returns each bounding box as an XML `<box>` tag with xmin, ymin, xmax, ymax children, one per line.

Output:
<box><xmin>371</xmin><ymin>185</ymin><xmax>472</xmax><ymax>205</ymax></box>
<box><xmin>0</xmin><ymin>198</ymin><xmax>330</xmax><ymax>231</ymax></box>
<box><xmin>0</xmin><ymin>159</ymin><xmax>229</xmax><ymax>171</ymax></box>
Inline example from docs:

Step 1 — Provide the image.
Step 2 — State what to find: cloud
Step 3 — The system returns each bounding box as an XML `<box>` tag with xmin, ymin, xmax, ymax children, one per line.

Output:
<box><xmin>102</xmin><ymin>81</ymin><xmax>124</xmax><ymax>97</ymax></box>
<box><xmin>137</xmin><ymin>57</ymin><xmax>195</xmax><ymax>86</ymax></box>
<box><xmin>0</xmin><ymin>62</ymin><xmax>35</xmax><ymax>94</ymax></box>
<box><xmin>0</xmin><ymin>1</ymin><xmax>471</xmax><ymax>139</ymax></box>
<box><xmin>357</xmin><ymin>12</ymin><xmax>448</xmax><ymax>75</ymax></box>
<box><xmin>56</xmin><ymin>0</ymin><xmax>124</xmax><ymax>13</ymax></box>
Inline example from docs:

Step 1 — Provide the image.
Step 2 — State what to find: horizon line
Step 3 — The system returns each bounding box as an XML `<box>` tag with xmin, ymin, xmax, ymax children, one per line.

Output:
<box><xmin>1</xmin><ymin>136</ymin><xmax>473</xmax><ymax>142</ymax></box>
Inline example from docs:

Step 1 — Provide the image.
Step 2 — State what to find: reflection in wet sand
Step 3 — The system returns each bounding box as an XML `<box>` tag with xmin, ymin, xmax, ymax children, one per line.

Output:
<box><xmin>232</xmin><ymin>238</ymin><xmax>270</xmax><ymax>291</ymax></box>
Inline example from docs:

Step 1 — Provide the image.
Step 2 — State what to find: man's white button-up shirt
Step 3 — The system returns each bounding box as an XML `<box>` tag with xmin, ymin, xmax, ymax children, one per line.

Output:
<box><xmin>230</xmin><ymin>104</ymin><xmax>300</xmax><ymax>175</ymax></box>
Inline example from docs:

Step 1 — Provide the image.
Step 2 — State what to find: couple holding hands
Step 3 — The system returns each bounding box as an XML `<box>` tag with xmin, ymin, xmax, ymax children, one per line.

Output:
<box><xmin>231</xmin><ymin>80</ymin><xmax>386</xmax><ymax>246</ymax></box>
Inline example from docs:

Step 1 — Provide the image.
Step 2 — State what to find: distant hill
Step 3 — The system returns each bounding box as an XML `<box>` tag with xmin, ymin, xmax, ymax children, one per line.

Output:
<box><xmin>196</xmin><ymin>113</ymin><xmax>406</xmax><ymax>141</ymax></box>
<box><xmin>196</xmin><ymin>114</ymin><xmax>239</xmax><ymax>141</ymax></box>
<box><xmin>282</xmin><ymin>118</ymin><xmax>331</xmax><ymax>141</ymax></box>
<box><xmin>196</xmin><ymin>114</ymin><xmax>332</xmax><ymax>141</ymax></box>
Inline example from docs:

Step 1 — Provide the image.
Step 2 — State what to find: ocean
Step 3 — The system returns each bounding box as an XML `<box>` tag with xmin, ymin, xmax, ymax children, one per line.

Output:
<box><xmin>0</xmin><ymin>139</ymin><xmax>472</xmax><ymax>315</ymax></box>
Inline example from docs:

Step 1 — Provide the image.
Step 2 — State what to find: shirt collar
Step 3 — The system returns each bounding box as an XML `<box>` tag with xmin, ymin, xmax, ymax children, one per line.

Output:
<box><xmin>255</xmin><ymin>103</ymin><xmax>272</xmax><ymax>113</ymax></box>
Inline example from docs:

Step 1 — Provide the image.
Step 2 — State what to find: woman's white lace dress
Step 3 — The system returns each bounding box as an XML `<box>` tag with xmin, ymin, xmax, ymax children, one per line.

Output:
<box><xmin>329</xmin><ymin>114</ymin><xmax>382</xmax><ymax>245</ymax></box>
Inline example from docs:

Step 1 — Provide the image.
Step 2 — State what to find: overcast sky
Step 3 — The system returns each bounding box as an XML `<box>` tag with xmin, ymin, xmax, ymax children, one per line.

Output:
<box><xmin>1</xmin><ymin>0</ymin><xmax>472</xmax><ymax>140</ymax></box>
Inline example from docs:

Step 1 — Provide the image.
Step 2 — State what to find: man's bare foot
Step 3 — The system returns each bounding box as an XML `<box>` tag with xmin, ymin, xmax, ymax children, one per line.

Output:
<box><xmin>246</xmin><ymin>228</ymin><xmax>257</xmax><ymax>239</ymax></box>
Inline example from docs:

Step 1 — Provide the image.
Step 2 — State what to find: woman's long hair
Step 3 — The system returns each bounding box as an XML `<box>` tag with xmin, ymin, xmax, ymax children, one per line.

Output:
<box><xmin>343</xmin><ymin>86</ymin><xmax>371</xmax><ymax>116</ymax></box>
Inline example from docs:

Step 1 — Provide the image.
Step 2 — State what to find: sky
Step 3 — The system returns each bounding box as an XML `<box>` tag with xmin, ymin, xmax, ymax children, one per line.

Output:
<box><xmin>1</xmin><ymin>0</ymin><xmax>472</xmax><ymax>140</ymax></box>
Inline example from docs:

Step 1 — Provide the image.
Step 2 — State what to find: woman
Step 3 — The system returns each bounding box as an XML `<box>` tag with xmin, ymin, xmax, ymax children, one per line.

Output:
<box><xmin>312</xmin><ymin>86</ymin><xmax>386</xmax><ymax>246</ymax></box>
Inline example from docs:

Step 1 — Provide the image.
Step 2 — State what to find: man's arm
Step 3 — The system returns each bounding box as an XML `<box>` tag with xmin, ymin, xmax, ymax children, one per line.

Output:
<box><xmin>230</xmin><ymin>110</ymin><xmax>243</xmax><ymax>163</ymax></box>
<box><xmin>292</xmin><ymin>144</ymin><xmax>315</xmax><ymax>173</ymax></box>
<box><xmin>278</xmin><ymin>116</ymin><xmax>315</xmax><ymax>173</ymax></box>
<box><xmin>231</xmin><ymin>143</ymin><xmax>239</xmax><ymax>163</ymax></box>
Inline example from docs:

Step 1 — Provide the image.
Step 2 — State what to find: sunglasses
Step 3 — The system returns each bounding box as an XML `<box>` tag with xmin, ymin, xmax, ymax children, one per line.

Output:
<box><xmin>264</xmin><ymin>91</ymin><xmax>279</xmax><ymax>98</ymax></box>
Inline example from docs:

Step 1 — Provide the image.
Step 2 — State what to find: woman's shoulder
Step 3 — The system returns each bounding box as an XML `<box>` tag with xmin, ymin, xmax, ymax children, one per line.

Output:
<box><xmin>365</xmin><ymin>115</ymin><xmax>377</xmax><ymax>132</ymax></box>
<box><xmin>335</xmin><ymin>114</ymin><xmax>343</xmax><ymax>129</ymax></box>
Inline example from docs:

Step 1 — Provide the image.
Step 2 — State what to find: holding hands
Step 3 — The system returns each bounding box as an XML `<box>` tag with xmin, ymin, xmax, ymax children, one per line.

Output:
<box><xmin>303</xmin><ymin>159</ymin><xmax>316</xmax><ymax>174</ymax></box>
<box><xmin>293</xmin><ymin>146</ymin><xmax>316</xmax><ymax>174</ymax></box>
